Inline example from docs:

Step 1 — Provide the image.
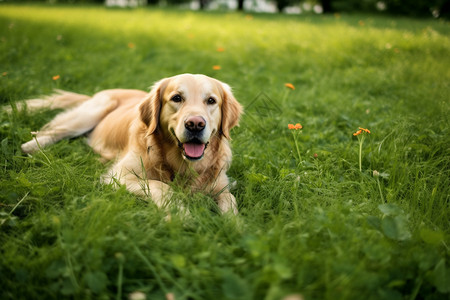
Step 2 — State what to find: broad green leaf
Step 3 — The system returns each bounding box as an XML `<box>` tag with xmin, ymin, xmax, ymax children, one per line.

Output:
<box><xmin>221</xmin><ymin>270</ymin><xmax>250</xmax><ymax>300</ymax></box>
<box><xmin>45</xmin><ymin>260</ymin><xmax>66</xmax><ymax>279</ymax></box>
<box><xmin>61</xmin><ymin>277</ymin><xmax>77</xmax><ymax>296</ymax></box>
<box><xmin>431</xmin><ymin>259</ymin><xmax>450</xmax><ymax>293</ymax></box>
<box><xmin>84</xmin><ymin>271</ymin><xmax>108</xmax><ymax>294</ymax></box>
<box><xmin>366</xmin><ymin>215</ymin><xmax>381</xmax><ymax>230</ymax></box>
<box><xmin>377</xmin><ymin>288</ymin><xmax>403</xmax><ymax>300</ymax></box>
<box><xmin>378</xmin><ymin>204</ymin><xmax>403</xmax><ymax>216</ymax></box>
<box><xmin>363</xmin><ymin>243</ymin><xmax>391</xmax><ymax>264</ymax></box>
<box><xmin>420</xmin><ymin>228</ymin><xmax>444</xmax><ymax>245</ymax></box>
<box><xmin>170</xmin><ymin>254</ymin><xmax>186</xmax><ymax>269</ymax></box>
<box><xmin>273</xmin><ymin>261</ymin><xmax>292</xmax><ymax>280</ymax></box>
<box><xmin>381</xmin><ymin>215</ymin><xmax>411</xmax><ymax>241</ymax></box>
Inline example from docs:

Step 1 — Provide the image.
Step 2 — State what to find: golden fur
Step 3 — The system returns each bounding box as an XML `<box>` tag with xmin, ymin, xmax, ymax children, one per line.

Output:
<box><xmin>20</xmin><ymin>74</ymin><xmax>243</xmax><ymax>214</ymax></box>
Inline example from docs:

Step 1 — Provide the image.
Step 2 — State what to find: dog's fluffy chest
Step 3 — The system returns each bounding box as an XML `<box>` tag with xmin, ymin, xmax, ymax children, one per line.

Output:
<box><xmin>144</xmin><ymin>135</ymin><xmax>226</xmax><ymax>189</ymax></box>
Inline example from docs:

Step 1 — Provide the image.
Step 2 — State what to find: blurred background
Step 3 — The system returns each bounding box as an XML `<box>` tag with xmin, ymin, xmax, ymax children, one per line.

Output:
<box><xmin>3</xmin><ymin>0</ymin><xmax>449</xmax><ymax>18</ymax></box>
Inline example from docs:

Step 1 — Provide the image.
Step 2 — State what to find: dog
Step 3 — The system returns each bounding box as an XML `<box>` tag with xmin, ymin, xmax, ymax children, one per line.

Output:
<box><xmin>18</xmin><ymin>74</ymin><xmax>243</xmax><ymax>214</ymax></box>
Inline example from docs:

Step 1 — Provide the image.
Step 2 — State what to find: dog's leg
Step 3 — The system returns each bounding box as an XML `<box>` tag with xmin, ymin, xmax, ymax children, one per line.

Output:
<box><xmin>102</xmin><ymin>152</ymin><xmax>173</xmax><ymax>208</ymax></box>
<box><xmin>211</xmin><ymin>173</ymin><xmax>238</xmax><ymax>215</ymax></box>
<box><xmin>106</xmin><ymin>173</ymin><xmax>173</xmax><ymax>208</ymax></box>
<box><xmin>125</xmin><ymin>176</ymin><xmax>173</xmax><ymax>208</ymax></box>
<box><xmin>21</xmin><ymin>92</ymin><xmax>118</xmax><ymax>153</ymax></box>
<box><xmin>217</xmin><ymin>192</ymin><xmax>238</xmax><ymax>215</ymax></box>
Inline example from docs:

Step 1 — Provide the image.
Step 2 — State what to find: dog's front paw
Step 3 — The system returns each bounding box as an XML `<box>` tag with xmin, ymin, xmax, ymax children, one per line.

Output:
<box><xmin>217</xmin><ymin>192</ymin><xmax>238</xmax><ymax>215</ymax></box>
<box><xmin>21</xmin><ymin>135</ymin><xmax>54</xmax><ymax>153</ymax></box>
<box><xmin>21</xmin><ymin>140</ymin><xmax>39</xmax><ymax>153</ymax></box>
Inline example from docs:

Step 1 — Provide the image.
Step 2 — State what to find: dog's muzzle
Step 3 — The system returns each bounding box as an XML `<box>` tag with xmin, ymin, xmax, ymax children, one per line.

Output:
<box><xmin>173</xmin><ymin>116</ymin><xmax>209</xmax><ymax>161</ymax></box>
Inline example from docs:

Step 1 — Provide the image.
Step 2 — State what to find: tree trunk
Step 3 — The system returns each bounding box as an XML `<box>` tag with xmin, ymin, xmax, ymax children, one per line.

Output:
<box><xmin>199</xmin><ymin>0</ymin><xmax>208</xmax><ymax>10</ymax></box>
<box><xmin>276</xmin><ymin>0</ymin><xmax>288</xmax><ymax>12</ymax></box>
<box><xmin>441</xmin><ymin>1</ymin><xmax>450</xmax><ymax>18</ymax></box>
<box><xmin>237</xmin><ymin>0</ymin><xmax>244</xmax><ymax>11</ymax></box>
<box><xmin>320</xmin><ymin>0</ymin><xmax>333</xmax><ymax>13</ymax></box>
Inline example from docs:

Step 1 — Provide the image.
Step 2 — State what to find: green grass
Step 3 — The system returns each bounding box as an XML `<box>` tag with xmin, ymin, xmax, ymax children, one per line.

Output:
<box><xmin>1</xmin><ymin>4</ymin><xmax>449</xmax><ymax>300</ymax></box>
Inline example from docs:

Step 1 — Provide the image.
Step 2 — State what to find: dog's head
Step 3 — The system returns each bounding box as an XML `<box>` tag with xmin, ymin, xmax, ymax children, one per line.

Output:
<box><xmin>140</xmin><ymin>74</ymin><xmax>243</xmax><ymax>161</ymax></box>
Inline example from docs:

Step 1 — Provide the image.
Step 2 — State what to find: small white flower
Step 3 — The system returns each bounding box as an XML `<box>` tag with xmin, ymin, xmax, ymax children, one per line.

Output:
<box><xmin>129</xmin><ymin>291</ymin><xmax>146</xmax><ymax>300</ymax></box>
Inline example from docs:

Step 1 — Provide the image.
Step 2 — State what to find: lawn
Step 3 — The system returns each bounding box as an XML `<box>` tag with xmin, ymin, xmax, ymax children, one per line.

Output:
<box><xmin>0</xmin><ymin>4</ymin><xmax>449</xmax><ymax>300</ymax></box>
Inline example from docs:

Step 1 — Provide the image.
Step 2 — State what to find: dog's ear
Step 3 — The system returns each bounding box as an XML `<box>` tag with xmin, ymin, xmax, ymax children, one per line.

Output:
<box><xmin>219</xmin><ymin>82</ymin><xmax>243</xmax><ymax>140</ymax></box>
<box><xmin>140</xmin><ymin>78</ymin><xmax>169</xmax><ymax>135</ymax></box>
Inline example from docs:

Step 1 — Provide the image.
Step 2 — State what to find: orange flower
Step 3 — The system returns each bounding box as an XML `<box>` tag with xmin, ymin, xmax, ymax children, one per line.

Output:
<box><xmin>353</xmin><ymin>129</ymin><xmax>362</xmax><ymax>136</ymax></box>
<box><xmin>353</xmin><ymin>127</ymin><xmax>370</xmax><ymax>136</ymax></box>
<box><xmin>285</xmin><ymin>83</ymin><xmax>295</xmax><ymax>90</ymax></box>
<box><xmin>288</xmin><ymin>123</ymin><xmax>302</xmax><ymax>130</ymax></box>
<box><xmin>2</xmin><ymin>72</ymin><xmax>7</xmax><ymax>76</ymax></box>
<box><xmin>128</xmin><ymin>42</ymin><xmax>135</xmax><ymax>49</ymax></box>
<box><xmin>212</xmin><ymin>65</ymin><xmax>221</xmax><ymax>70</ymax></box>
<box><xmin>216</xmin><ymin>47</ymin><xmax>225</xmax><ymax>52</ymax></box>
<box><xmin>359</xmin><ymin>127</ymin><xmax>371</xmax><ymax>134</ymax></box>
<box><xmin>52</xmin><ymin>75</ymin><xmax>60</xmax><ymax>81</ymax></box>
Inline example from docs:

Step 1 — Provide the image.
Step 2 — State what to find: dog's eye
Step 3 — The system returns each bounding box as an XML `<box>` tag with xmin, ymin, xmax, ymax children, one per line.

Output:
<box><xmin>171</xmin><ymin>95</ymin><xmax>182</xmax><ymax>103</ymax></box>
<box><xmin>207</xmin><ymin>97</ymin><xmax>216</xmax><ymax>105</ymax></box>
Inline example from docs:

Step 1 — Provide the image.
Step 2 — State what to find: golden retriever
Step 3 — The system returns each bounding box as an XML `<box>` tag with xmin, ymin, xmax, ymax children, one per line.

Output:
<box><xmin>19</xmin><ymin>74</ymin><xmax>243</xmax><ymax>214</ymax></box>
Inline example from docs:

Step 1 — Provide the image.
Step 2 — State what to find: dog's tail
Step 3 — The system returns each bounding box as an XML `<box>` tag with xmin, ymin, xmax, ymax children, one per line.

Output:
<box><xmin>5</xmin><ymin>89</ymin><xmax>91</xmax><ymax>113</ymax></box>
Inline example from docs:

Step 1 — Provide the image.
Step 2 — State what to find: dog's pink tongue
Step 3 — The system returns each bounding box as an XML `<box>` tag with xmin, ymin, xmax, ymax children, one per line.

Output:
<box><xmin>183</xmin><ymin>143</ymin><xmax>205</xmax><ymax>158</ymax></box>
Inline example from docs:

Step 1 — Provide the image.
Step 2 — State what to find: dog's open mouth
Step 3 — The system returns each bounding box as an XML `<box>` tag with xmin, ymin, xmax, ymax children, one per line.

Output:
<box><xmin>183</xmin><ymin>142</ymin><xmax>206</xmax><ymax>160</ymax></box>
<box><xmin>171</xmin><ymin>129</ymin><xmax>208</xmax><ymax>161</ymax></box>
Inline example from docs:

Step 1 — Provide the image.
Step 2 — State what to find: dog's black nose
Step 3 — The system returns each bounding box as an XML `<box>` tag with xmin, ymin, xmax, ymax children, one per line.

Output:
<box><xmin>185</xmin><ymin>116</ymin><xmax>206</xmax><ymax>132</ymax></box>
